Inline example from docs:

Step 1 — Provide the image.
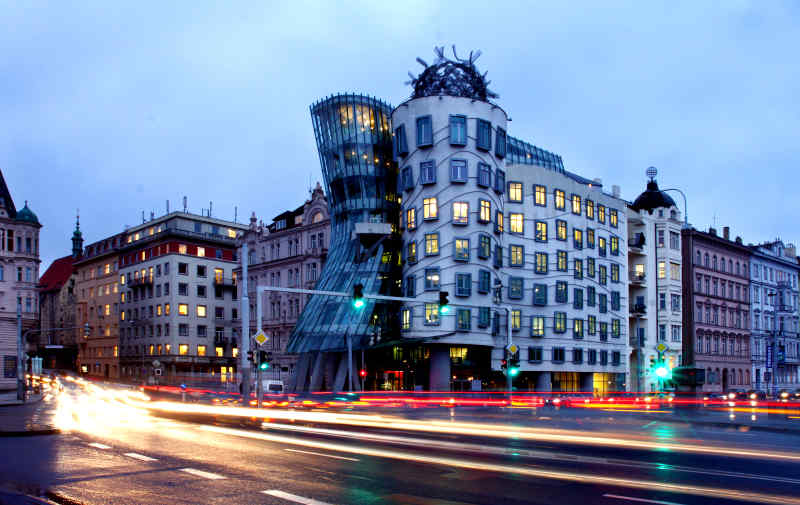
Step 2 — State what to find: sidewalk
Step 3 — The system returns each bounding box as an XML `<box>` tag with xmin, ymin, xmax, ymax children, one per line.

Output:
<box><xmin>0</xmin><ymin>392</ymin><xmax>59</xmax><ymax>436</ymax></box>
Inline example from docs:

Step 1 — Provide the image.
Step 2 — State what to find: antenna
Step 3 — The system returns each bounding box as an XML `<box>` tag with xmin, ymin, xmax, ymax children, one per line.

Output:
<box><xmin>183</xmin><ymin>196</ymin><xmax>187</xmax><ymax>213</ymax></box>
<box><xmin>166</xmin><ymin>200</ymin><xmax>170</xmax><ymax>214</ymax></box>
<box><xmin>209</xmin><ymin>201</ymin><xmax>213</xmax><ymax>218</ymax></box>
<box><xmin>150</xmin><ymin>211</ymin><xmax>154</xmax><ymax>221</ymax></box>
<box><xmin>646</xmin><ymin>166</ymin><xmax>657</xmax><ymax>181</ymax></box>
<box><xmin>142</xmin><ymin>211</ymin><xmax>145</xmax><ymax>223</ymax></box>
<box><xmin>234</xmin><ymin>206</ymin><xmax>238</xmax><ymax>223</ymax></box>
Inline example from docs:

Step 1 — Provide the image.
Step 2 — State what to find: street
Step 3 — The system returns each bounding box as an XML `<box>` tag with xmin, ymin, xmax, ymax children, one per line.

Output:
<box><xmin>2</xmin><ymin>381</ymin><xmax>800</xmax><ymax>504</ymax></box>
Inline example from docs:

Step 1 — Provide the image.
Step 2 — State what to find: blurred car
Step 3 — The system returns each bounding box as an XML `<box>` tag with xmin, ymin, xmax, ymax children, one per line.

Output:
<box><xmin>746</xmin><ymin>390</ymin><xmax>767</xmax><ymax>401</ymax></box>
<box><xmin>725</xmin><ymin>389</ymin><xmax>747</xmax><ymax>401</ymax></box>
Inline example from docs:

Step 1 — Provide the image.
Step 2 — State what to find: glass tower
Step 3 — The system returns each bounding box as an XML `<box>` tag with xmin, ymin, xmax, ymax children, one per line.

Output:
<box><xmin>287</xmin><ymin>94</ymin><xmax>402</xmax><ymax>354</ymax></box>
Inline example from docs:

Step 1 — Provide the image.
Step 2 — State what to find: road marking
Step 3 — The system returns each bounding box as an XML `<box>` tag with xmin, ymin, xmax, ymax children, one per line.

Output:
<box><xmin>180</xmin><ymin>468</ymin><xmax>226</xmax><ymax>480</ymax></box>
<box><xmin>642</xmin><ymin>421</ymin><xmax>657</xmax><ymax>428</ymax></box>
<box><xmin>603</xmin><ymin>494</ymin><xmax>686</xmax><ymax>505</ymax></box>
<box><xmin>124</xmin><ymin>452</ymin><xmax>158</xmax><ymax>462</ymax></box>
<box><xmin>284</xmin><ymin>448</ymin><xmax>360</xmax><ymax>461</ymax></box>
<box><xmin>262</xmin><ymin>490</ymin><xmax>334</xmax><ymax>505</ymax></box>
<box><xmin>88</xmin><ymin>442</ymin><xmax>111</xmax><ymax>449</ymax></box>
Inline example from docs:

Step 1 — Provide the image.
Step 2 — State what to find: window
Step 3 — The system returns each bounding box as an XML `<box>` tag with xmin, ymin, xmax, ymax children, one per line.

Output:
<box><xmin>165</xmin><ymin>303</ymin><xmax>170</xmax><ymax>315</ymax></box>
<box><xmin>535</xmin><ymin>252</ymin><xmax>548</xmax><ymax>274</ymax></box>
<box><xmin>610</xmin><ymin>264</ymin><xmax>620</xmax><ymax>283</ymax></box>
<box><xmin>611</xmin><ymin>291</ymin><xmax>620</xmax><ymax>311</ymax></box>
<box><xmin>509</xmin><ymin>309</ymin><xmax>521</xmax><ymax>331</ymax></box>
<box><xmin>509</xmin><ymin>277</ymin><xmax>523</xmax><ymax>299</ymax></box>
<box><xmin>508</xmin><ymin>182</ymin><xmax>523</xmax><ymax>202</ymax></box>
<box><xmin>670</xmin><ymin>262</ymin><xmax>680</xmax><ymax>281</ymax></box>
<box><xmin>197</xmin><ymin>305</ymin><xmax>207</xmax><ymax>318</ymax></box>
<box><xmin>456</xmin><ymin>308</ymin><xmax>471</xmax><ymax>330</ymax></box>
<box><xmin>597</xmin><ymin>204</ymin><xmax>605</xmax><ymax>224</ymax></box>
<box><xmin>478</xmin><ymin>307</ymin><xmax>491</xmax><ymax>328</ymax></box>
<box><xmin>494</xmin><ymin>210</ymin><xmax>504</xmax><ymax>233</ymax></box>
<box><xmin>179</xmin><ymin>344</ymin><xmax>189</xmax><ymax>355</ymax></box>
<box><xmin>552</xmin><ymin>347</ymin><xmax>566</xmax><ymax>362</ymax></box>
<box><xmin>599</xmin><ymin>265</ymin><xmax>607</xmax><ymax>285</ymax></box>
<box><xmin>406</xmin><ymin>208</ymin><xmax>416</xmax><ymax>230</ymax></box>
<box><xmin>554</xmin><ymin>189</ymin><xmax>565</xmax><ymax>210</ymax></box>
<box><xmin>425</xmin><ymin>303</ymin><xmax>440</xmax><ymax>325</ymax></box>
<box><xmin>476</xmin><ymin>119</ymin><xmax>492</xmax><ymax>150</ymax></box>
<box><xmin>452</xmin><ymin>202</ymin><xmax>469</xmax><ymax>225</ymax></box>
<box><xmin>456</xmin><ymin>273</ymin><xmax>472</xmax><ymax>297</ymax></box>
<box><xmin>178</xmin><ymin>303</ymin><xmax>188</xmax><ymax>316</ymax></box>
<box><xmin>671</xmin><ymin>294</ymin><xmax>681</xmax><ymax>313</ymax></box>
<box><xmin>510</xmin><ymin>245</ymin><xmax>523</xmax><ymax>267</ymax></box>
<box><xmin>425</xmin><ymin>233</ymin><xmax>439</xmax><ymax>256</ymax></box>
<box><xmin>420</xmin><ymin>160</ymin><xmax>436</xmax><ymax>184</ymax></box>
<box><xmin>401</xmin><ymin>166</ymin><xmax>414</xmax><ymax>192</ymax></box>
<box><xmin>588</xmin><ymin>349</ymin><xmax>597</xmax><ymax>364</ymax></box>
<box><xmin>401</xmin><ymin>308</ymin><xmax>412</xmax><ymax>330</ymax></box>
<box><xmin>449</xmin><ymin>115</ymin><xmax>467</xmax><ymax>145</ymax></box>
<box><xmin>587</xmin><ymin>228</ymin><xmax>595</xmax><ymax>249</ymax></box>
<box><xmin>479</xmin><ymin>234</ymin><xmax>491</xmax><ymax>259</ymax></box>
<box><xmin>406</xmin><ymin>241</ymin><xmax>417</xmax><ymax>264</ymax></box>
<box><xmin>405</xmin><ymin>275</ymin><xmax>416</xmax><ymax>297</ymax></box>
<box><xmin>478</xmin><ymin>270</ymin><xmax>491</xmax><ymax>293</ymax></box>
<box><xmin>533</xmin><ymin>284</ymin><xmax>547</xmax><ymax>306</ymax></box>
<box><xmin>509</xmin><ymin>213</ymin><xmax>523</xmax><ymax>234</ymax></box>
<box><xmin>531</xmin><ymin>317</ymin><xmax>545</xmax><ymax>337</ymax></box>
<box><xmin>573</xmin><ymin>319</ymin><xmax>584</xmax><ymax>339</ymax></box>
<box><xmin>535</xmin><ymin>221</ymin><xmax>547</xmax><ymax>242</ymax></box>
<box><xmin>611</xmin><ymin>319</ymin><xmax>620</xmax><ymax>338</ymax></box>
<box><xmin>495</xmin><ymin>127</ymin><xmax>507</xmax><ymax>157</ymax></box>
<box><xmin>197</xmin><ymin>265</ymin><xmax>207</xmax><ymax>277</ymax></box>
<box><xmin>574</xmin><ymin>288</ymin><xmax>584</xmax><ymax>309</ymax></box>
<box><xmin>416</xmin><ymin>115</ymin><xmax>432</xmax><ymax>147</ymax></box>
<box><xmin>588</xmin><ymin>315</ymin><xmax>596</xmax><ymax>335</ymax></box>
<box><xmin>610</xmin><ymin>209</ymin><xmax>618</xmax><ymax>228</ymax></box>
<box><xmin>659</xmin><ymin>293</ymin><xmax>667</xmax><ymax>310</ymax></box>
<box><xmin>197</xmin><ymin>325</ymin><xmax>207</xmax><ymax>339</ymax></box>
<box><xmin>556</xmin><ymin>281</ymin><xmax>568</xmax><ymax>303</ymax></box>
<box><xmin>479</xmin><ymin>199</ymin><xmax>491</xmax><ymax>223</ymax></box>
<box><xmin>425</xmin><ymin>268</ymin><xmax>440</xmax><ymax>290</ymax></box>
<box><xmin>658</xmin><ymin>261</ymin><xmax>666</xmax><ymax>279</ymax></box>
<box><xmin>610</xmin><ymin>236</ymin><xmax>619</xmax><ymax>256</ymax></box>
<box><xmin>494</xmin><ymin>245</ymin><xmax>503</xmax><ymax>268</ymax></box>
<box><xmin>573</xmin><ymin>229</ymin><xmax>583</xmax><ymax>250</ymax></box>
<box><xmin>394</xmin><ymin>125</ymin><xmax>408</xmax><ymax>156</ymax></box>
<box><xmin>600</xmin><ymin>350</ymin><xmax>608</xmax><ymax>365</ymax></box>
<box><xmin>586</xmin><ymin>200</ymin><xmax>594</xmax><ymax>219</ymax></box>
<box><xmin>557</xmin><ymin>250</ymin><xmax>568</xmax><ymax>272</ymax></box>
<box><xmin>197</xmin><ymin>285</ymin><xmax>207</xmax><ymax>298</ymax></box>
<box><xmin>454</xmin><ymin>238</ymin><xmax>470</xmax><ymax>261</ymax></box>
<box><xmin>178</xmin><ymin>262</ymin><xmax>188</xmax><ymax>275</ymax></box>
<box><xmin>450</xmin><ymin>159</ymin><xmax>468</xmax><ymax>182</ymax></box>
<box><xmin>574</xmin><ymin>259</ymin><xmax>583</xmax><ymax>280</ymax></box>
<box><xmin>571</xmin><ymin>194</ymin><xmax>581</xmax><ymax>215</ymax></box>
<box><xmin>529</xmin><ymin>346</ymin><xmax>543</xmax><ymax>361</ymax></box>
<box><xmin>534</xmin><ymin>185</ymin><xmax>546</xmax><ymax>206</ymax></box>
<box><xmin>671</xmin><ymin>325</ymin><xmax>681</xmax><ymax>342</ymax></box>
<box><xmin>556</xmin><ymin>220</ymin><xmax>567</xmax><ymax>241</ymax></box>
<box><xmin>599</xmin><ymin>293</ymin><xmax>607</xmax><ymax>313</ymax></box>
<box><xmin>478</xmin><ymin>162</ymin><xmax>491</xmax><ymax>187</ymax></box>
<box><xmin>494</xmin><ymin>169</ymin><xmax>505</xmax><ymax>194</ymax></box>
<box><xmin>573</xmin><ymin>347</ymin><xmax>584</xmax><ymax>363</ymax></box>
<box><xmin>612</xmin><ymin>351</ymin><xmax>621</xmax><ymax>366</ymax></box>
<box><xmin>669</xmin><ymin>231</ymin><xmax>679</xmax><ymax>250</ymax></box>
<box><xmin>423</xmin><ymin>197</ymin><xmax>438</xmax><ymax>219</ymax></box>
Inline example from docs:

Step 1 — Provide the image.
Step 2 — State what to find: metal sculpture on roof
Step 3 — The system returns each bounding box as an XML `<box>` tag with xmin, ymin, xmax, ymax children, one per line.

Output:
<box><xmin>406</xmin><ymin>46</ymin><xmax>498</xmax><ymax>101</ymax></box>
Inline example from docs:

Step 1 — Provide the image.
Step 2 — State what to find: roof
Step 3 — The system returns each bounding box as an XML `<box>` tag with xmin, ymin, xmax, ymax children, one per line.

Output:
<box><xmin>38</xmin><ymin>255</ymin><xmax>75</xmax><ymax>292</ymax></box>
<box><xmin>16</xmin><ymin>203</ymin><xmax>39</xmax><ymax>224</ymax></box>
<box><xmin>0</xmin><ymin>169</ymin><xmax>17</xmax><ymax>219</ymax></box>
<box><xmin>631</xmin><ymin>180</ymin><xmax>676</xmax><ymax>213</ymax></box>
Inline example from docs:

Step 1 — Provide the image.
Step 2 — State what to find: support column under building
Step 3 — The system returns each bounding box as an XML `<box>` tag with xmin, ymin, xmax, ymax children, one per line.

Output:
<box><xmin>429</xmin><ymin>345</ymin><xmax>451</xmax><ymax>392</ymax></box>
<box><xmin>580</xmin><ymin>372</ymin><xmax>594</xmax><ymax>394</ymax></box>
<box><xmin>309</xmin><ymin>352</ymin><xmax>326</xmax><ymax>392</ymax></box>
<box><xmin>536</xmin><ymin>371</ymin><xmax>552</xmax><ymax>392</ymax></box>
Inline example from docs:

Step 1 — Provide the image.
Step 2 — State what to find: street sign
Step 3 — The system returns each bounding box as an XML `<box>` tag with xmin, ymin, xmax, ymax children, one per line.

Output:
<box><xmin>254</xmin><ymin>329</ymin><xmax>268</xmax><ymax>346</ymax></box>
<box><xmin>505</xmin><ymin>343</ymin><xmax>519</xmax><ymax>355</ymax></box>
<box><xmin>655</xmin><ymin>343</ymin><xmax>668</xmax><ymax>354</ymax></box>
<box><xmin>766</xmin><ymin>343</ymin><xmax>774</xmax><ymax>369</ymax></box>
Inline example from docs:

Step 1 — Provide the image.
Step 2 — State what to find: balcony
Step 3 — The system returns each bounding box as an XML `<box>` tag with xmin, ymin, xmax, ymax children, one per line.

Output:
<box><xmin>130</xmin><ymin>276</ymin><xmax>153</xmax><ymax>287</ymax></box>
<box><xmin>630</xmin><ymin>304</ymin><xmax>647</xmax><ymax>317</ymax></box>
<box><xmin>214</xmin><ymin>276</ymin><xmax>238</xmax><ymax>290</ymax></box>
<box><xmin>629</xmin><ymin>272</ymin><xmax>646</xmax><ymax>285</ymax></box>
<box><xmin>628</xmin><ymin>233</ymin><xmax>646</xmax><ymax>254</ymax></box>
<box><xmin>629</xmin><ymin>335</ymin><xmax>645</xmax><ymax>347</ymax></box>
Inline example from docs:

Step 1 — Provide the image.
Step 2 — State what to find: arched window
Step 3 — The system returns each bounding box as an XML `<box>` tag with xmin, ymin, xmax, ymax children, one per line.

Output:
<box><xmin>713</xmin><ymin>255</ymin><xmax>717</xmax><ymax>270</ymax></box>
<box><xmin>696</xmin><ymin>250</ymin><xmax>701</xmax><ymax>264</ymax></box>
<box><xmin>704</xmin><ymin>253</ymin><xmax>709</xmax><ymax>267</ymax></box>
<box><xmin>720</xmin><ymin>259</ymin><xmax>726</xmax><ymax>272</ymax></box>
<box><xmin>312</xmin><ymin>212</ymin><xmax>324</xmax><ymax>224</ymax></box>
<box><xmin>735</xmin><ymin>261</ymin><xmax>739</xmax><ymax>275</ymax></box>
<box><xmin>670</xmin><ymin>209</ymin><xmax>677</xmax><ymax>219</ymax></box>
<box><xmin>697</xmin><ymin>334</ymin><xmax>703</xmax><ymax>354</ymax></box>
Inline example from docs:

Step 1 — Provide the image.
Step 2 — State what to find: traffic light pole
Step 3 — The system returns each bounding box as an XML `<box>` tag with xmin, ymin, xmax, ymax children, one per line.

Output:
<box><xmin>256</xmin><ymin>348</ymin><xmax>262</xmax><ymax>408</ymax></box>
<box><xmin>240</xmin><ymin>240</ymin><xmax>251</xmax><ymax>404</ymax></box>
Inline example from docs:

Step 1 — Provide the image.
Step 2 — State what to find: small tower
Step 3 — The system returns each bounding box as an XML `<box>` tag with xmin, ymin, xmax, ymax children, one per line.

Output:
<box><xmin>72</xmin><ymin>210</ymin><xmax>83</xmax><ymax>258</ymax></box>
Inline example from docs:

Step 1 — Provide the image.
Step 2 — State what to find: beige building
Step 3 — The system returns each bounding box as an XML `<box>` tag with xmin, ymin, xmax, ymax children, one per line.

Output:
<box><xmin>0</xmin><ymin>170</ymin><xmax>42</xmax><ymax>391</ymax></box>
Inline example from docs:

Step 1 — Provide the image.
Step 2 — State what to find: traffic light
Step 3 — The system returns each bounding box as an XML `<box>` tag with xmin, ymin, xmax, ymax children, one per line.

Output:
<box><xmin>258</xmin><ymin>351</ymin><xmax>270</xmax><ymax>370</ymax></box>
<box><xmin>353</xmin><ymin>283</ymin><xmax>365</xmax><ymax>309</ymax></box>
<box><xmin>500</xmin><ymin>358</ymin><xmax>508</xmax><ymax>373</ymax></box>
<box><xmin>508</xmin><ymin>356</ymin><xmax>520</xmax><ymax>377</ymax></box>
<box><xmin>653</xmin><ymin>362</ymin><xmax>671</xmax><ymax>380</ymax></box>
<box><xmin>247</xmin><ymin>350</ymin><xmax>254</xmax><ymax>363</ymax></box>
<box><xmin>438</xmin><ymin>291</ymin><xmax>450</xmax><ymax>314</ymax></box>
<box><xmin>359</xmin><ymin>368</ymin><xmax>367</xmax><ymax>378</ymax></box>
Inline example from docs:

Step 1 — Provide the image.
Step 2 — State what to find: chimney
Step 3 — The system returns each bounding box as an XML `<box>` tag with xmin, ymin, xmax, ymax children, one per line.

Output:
<box><xmin>786</xmin><ymin>244</ymin><xmax>796</xmax><ymax>258</ymax></box>
<box><xmin>612</xmin><ymin>185</ymin><xmax>621</xmax><ymax>198</ymax></box>
<box><xmin>708</xmin><ymin>227</ymin><xmax>717</xmax><ymax>236</ymax></box>
<box><xmin>723</xmin><ymin>226</ymin><xmax>730</xmax><ymax>240</ymax></box>
<box><xmin>593</xmin><ymin>178</ymin><xmax>602</xmax><ymax>186</ymax></box>
<box><xmin>735</xmin><ymin>237</ymin><xmax>742</xmax><ymax>244</ymax></box>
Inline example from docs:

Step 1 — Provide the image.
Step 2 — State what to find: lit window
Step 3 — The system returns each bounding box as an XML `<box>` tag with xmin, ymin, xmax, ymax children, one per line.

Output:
<box><xmin>406</xmin><ymin>208</ymin><xmax>416</xmax><ymax>230</ymax></box>
<box><xmin>554</xmin><ymin>312</ymin><xmax>566</xmax><ymax>333</ymax></box>
<box><xmin>178</xmin><ymin>303</ymin><xmax>188</xmax><ymax>316</ymax></box>
<box><xmin>179</xmin><ymin>344</ymin><xmax>189</xmax><ymax>356</ymax></box>
<box><xmin>425</xmin><ymin>233</ymin><xmax>439</xmax><ymax>256</ymax></box>
<box><xmin>232</xmin><ymin>347</ymin><xmax>238</xmax><ymax>358</ymax></box>
<box><xmin>179</xmin><ymin>244</ymin><xmax>187</xmax><ymax>254</ymax></box>
<box><xmin>508</xmin><ymin>182</ymin><xmax>523</xmax><ymax>203</ymax></box>
<box><xmin>535</xmin><ymin>252</ymin><xmax>548</xmax><ymax>274</ymax></box>
<box><xmin>104</xmin><ymin>304</ymin><xmax>110</xmax><ymax>316</ymax></box>
<box><xmin>610</xmin><ymin>236</ymin><xmax>619</xmax><ymax>255</ymax></box>
<box><xmin>149</xmin><ymin>344</ymin><xmax>155</xmax><ymax>355</ymax></box>
<box><xmin>571</xmin><ymin>194</ymin><xmax>581</xmax><ymax>215</ymax></box>
<box><xmin>573</xmin><ymin>319</ymin><xmax>584</xmax><ymax>339</ymax></box>
<box><xmin>658</xmin><ymin>261</ymin><xmax>666</xmax><ymax>279</ymax></box>
<box><xmin>534</xmin><ymin>185</ymin><xmax>546</xmax><ymax>206</ymax></box>
<box><xmin>598</xmin><ymin>205</ymin><xmax>606</xmax><ymax>223</ymax></box>
<box><xmin>610</xmin><ymin>209</ymin><xmax>618</xmax><ymax>228</ymax></box>
<box><xmin>574</xmin><ymin>229</ymin><xmax>583</xmax><ymax>249</ymax></box>
<box><xmin>407</xmin><ymin>241</ymin><xmax>417</xmax><ymax>264</ymax></box>
<box><xmin>197</xmin><ymin>247</ymin><xmax>205</xmax><ymax>257</ymax></box>
<box><xmin>574</xmin><ymin>259</ymin><xmax>583</xmax><ymax>279</ymax></box>
<box><xmin>104</xmin><ymin>263</ymin><xmax>111</xmax><ymax>275</ymax></box>
<box><xmin>510</xmin><ymin>245</ymin><xmax>523</xmax><ymax>267</ymax></box>
<box><xmin>535</xmin><ymin>221</ymin><xmax>547</xmax><ymax>242</ymax></box>
<box><xmin>670</xmin><ymin>262</ymin><xmax>681</xmax><ymax>281</ymax></box>
<box><xmin>556</xmin><ymin>220</ymin><xmax>567</xmax><ymax>241</ymax></box>
<box><xmin>165</xmin><ymin>303</ymin><xmax>170</xmax><ymax>315</ymax></box>
<box><xmin>586</xmin><ymin>200</ymin><xmax>594</xmax><ymax>219</ymax></box>
<box><xmin>197</xmin><ymin>345</ymin><xmax>207</xmax><ymax>357</ymax></box>
<box><xmin>425</xmin><ymin>268</ymin><xmax>440</xmax><ymax>290</ymax></box>
<box><xmin>479</xmin><ymin>200</ymin><xmax>491</xmax><ymax>223</ymax></box>
<box><xmin>120</xmin><ymin>274</ymin><xmax>125</xmax><ymax>285</ymax></box>
<box><xmin>454</xmin><ymin>238</ymin><xmax>470</xmax><ymax>261</ymax></box>
<box><xmin>227</xmin><ymin>229</ymin><xmax>237</xmax><ymax>238</ymax></box>
<box><xmin>449</xmin><ymin>115</ymin><xmax>467</xmax><ymax>145</ymax></box>
<box><xmin>215</xmin><ymin>347</ymin><xmax>224</xmax><ymax>357</ymax></box>
<box><xmin>509</xmin><ymin>213</ymin><xmax>523</xmax><ymax>234</ymax></box>
<box><xmin>401</xmin><ymin>308</ymin><xmax>412</xmax><ymax>330</ymax></box>
<box><xmin>511</xmin><ymin>309</ymin><xmax>521</xmax><ymax>330</ymax></box>
<box><xmin>423</xmin><ymin>197</ymin><xmax>438</xmax><ymax>219</ymax></box>
<box><xmin>457</xmin><ymin>308</ymin><xmax>471</xmax><ymax>330</ymax></box>
<box><xmin>531</xmin><ymin>316</ymin><xmax>545</xmax><ymax>337</ymax></box>
<box><xmin>495</xmin><ymin>211</ymin><xmax>504</xmax><ymax>233</ymax></box>
<box><xmin>452</xmin><ymin>202</ymin><xmax>469</xmax><ymax>225</ymax></box>
<box><xmin>157</xmin><ymin>305</ymin><xmax>162</xmax><ymax>316</ymax></box>
<box><xmin>425</xmin><ymin>303</ymin><xmax>440</xmax><ymax>325</ymax></box>
<box><xmin>554</xmin><ymin>189</ymin><xmax>565</xmax><ymax>210</ymax></box>
<box><xmin>113</xmin><ymin>346</ymin><xmax>118</xmax><ymax>357</ymax></box>
<box><xmin>587</xmin><ymin>228</ymin><xmax>595</xmax><ymax>248</ymax></box>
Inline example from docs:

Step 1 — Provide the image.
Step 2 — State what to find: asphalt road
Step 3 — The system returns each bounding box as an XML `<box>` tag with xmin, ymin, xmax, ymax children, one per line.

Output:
<box><xmin>2</xmin><ymin>383</ymin><xmax>800</xmax><ymax>505</ymax></box>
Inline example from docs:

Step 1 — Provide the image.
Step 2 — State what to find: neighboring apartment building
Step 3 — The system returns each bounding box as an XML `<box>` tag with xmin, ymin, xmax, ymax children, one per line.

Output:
<box><xmin>117</xmin><ymin>212</ymin><xmax>247</xmax><ymax>384</ymax></box>
<box><xmin>236</xmin><ymin>184</ymin><xmax>330</xmax><ymax>382</ymax></box>
<box><xmin>681</xmin><ymin>226</ymin><xmax>752</xmax><ymax>393</ymax></box>
<box><xmin>37</xmin><ymin>218</ymin><xmax>82</xmax><ymax>370</ymax></box>
<box><xmin>627</xmin><ymin>172</ymin><xmax>684</xmax><ymax>392</ymax></box>
<box><xmin>74</xmin><ymin>232</ymin><xmax>126</xmax><ymax>378</ymax></box>
<box><xmin>0</xmin><ymin>170</ymin><xmax>41</xmax><ymax>391</ymax></box>
<box><xmin>749</xmin><ymin>240</ymin><xmax>800</xmax><ymax>393</ymax></box>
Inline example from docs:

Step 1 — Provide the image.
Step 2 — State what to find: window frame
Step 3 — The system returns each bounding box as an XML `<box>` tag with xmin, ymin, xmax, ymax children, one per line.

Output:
<box><xmin>416</xmin><ymin>115</ymin><xmax>433</xmax><ymax>147</ymax></box>
<box><xmin>449</xmin><ymin>115</ymin><xmax>467</xmax><ymax>146</ymax></box>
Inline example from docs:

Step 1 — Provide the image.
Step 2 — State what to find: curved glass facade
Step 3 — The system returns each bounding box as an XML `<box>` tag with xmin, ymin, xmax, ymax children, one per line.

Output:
<box><xmin>288</xmin><ymin>94</ymin><xmax>402</xmax><ymax>353</ymax></box>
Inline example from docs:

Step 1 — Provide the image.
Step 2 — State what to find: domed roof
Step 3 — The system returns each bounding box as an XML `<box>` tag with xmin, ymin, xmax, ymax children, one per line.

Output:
<box><xmin>631</xmin><ymin>180</ymin><xmax>676</xmax><ymax>214</ymax></box>
<box><xmin>16</xmin><ymin>201</ymin><xmax>39</xmax><ymax>224</ymax></box>
<box><xmin>407</xmin><ymin>46</ymin><xmax>498</xmax><ymax>101</ymax></box>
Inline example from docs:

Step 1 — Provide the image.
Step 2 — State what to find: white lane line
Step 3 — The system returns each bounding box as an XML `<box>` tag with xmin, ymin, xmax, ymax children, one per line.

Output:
<box><xmin>261</xmin><ymin>490</ymin><xmax>334</xmax><ymax>505</ymax></box>
<box><xmin>284</xmin><ymin>448</ymin><xmax>360</xmax><ymax>462</ymax></box>
<box><xmin>124</xmin><ymin>452</ymin><xmax>158</xmax><ymax>462</ymax></box>
<box><xmin>88</xmin><ymin>442</ymin><xmax>111</xmax><ymax>449</ymax></box>
<box><xmin>180</xmin><ymin>468</ymin><xmax>226</xmax><ymax>480</ymax></box>
<box><xmin>603</xmin><ymin>494</ymin><xmax>686</xmax><ymax>505</ymax></box>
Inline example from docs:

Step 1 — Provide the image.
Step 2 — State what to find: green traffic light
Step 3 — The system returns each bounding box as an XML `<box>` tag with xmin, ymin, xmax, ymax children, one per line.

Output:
<box><xmin>508</xmin><ymin>367</ymin><xmax>520</xmax><ymax>377</ymax></box>
<box><xmin>655</xmin><ymin>365</ymin><xmax>670</xmax><ymax>378</ymax></box>
<box><xmin>439</xmin><ymin>305</ymin><xmax>450</xmax><ymax>314</ymax></box>
<box><xmin>260</xmin><ymin>362</ymin><xmax>269</xmax><ymax>370</ymax></box>
<box><xmin>353</xmin><ymin>299</ymin><xmax>365</xmax><ymax>309</ymax></box>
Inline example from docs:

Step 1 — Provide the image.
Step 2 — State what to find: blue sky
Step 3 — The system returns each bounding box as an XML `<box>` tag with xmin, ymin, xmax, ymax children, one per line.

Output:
<box><xmin>2</xmin><ymin>1</ymin><xmax>799</xmax><ymax>271</ymax></box>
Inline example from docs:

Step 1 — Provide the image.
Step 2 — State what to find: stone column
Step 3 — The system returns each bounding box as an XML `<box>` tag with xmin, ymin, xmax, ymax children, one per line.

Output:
<box><xmin>536</xmin><ymin>371</ymin><xmax>552</xmax><ymax>392</ymax></box>
<box><xmin>428</xmin><ymin>345</ymin><xmax>451</xmax><ymax>391</ymax></box>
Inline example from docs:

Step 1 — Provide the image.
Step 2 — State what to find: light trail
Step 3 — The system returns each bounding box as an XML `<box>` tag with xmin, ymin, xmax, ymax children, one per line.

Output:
<box><xmin>200</xmin><ymin>424</ymin><xmax>800</xmax><ymax>505</ymax></box>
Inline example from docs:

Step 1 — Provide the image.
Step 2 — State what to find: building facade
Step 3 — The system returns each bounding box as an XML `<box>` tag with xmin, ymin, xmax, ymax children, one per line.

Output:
<box><xmin>74</xmin><ymin>233</ymin><xmax>125</xmax><ymax>378</ymax></box>
<box><xmin>236</xmin><ymin>185</ymin><xmax>330</xmax><ymax>382</ymax></box>
<box><xmin>0</xmin><ymin>170</ymin><xmax>41</xmax><ymax>390</ymax></box>
<box><xmin>627</xmin><ymin>174</ymin><xmax>684</xmax><ymax>392</ymax></box>
<box><xmin>681</xmin><ymin>227</ymin><xmax>752</xmax><ymax>393</ymax></box>
<box><xmin>749</xmin><ymin>240</ymin><xmax>799</xmax><ymax>393</ymax></box>
<box><xmin>117</xmin><ymin>212</ymin><xmax>247</xmax><ymax>385</ymax></box>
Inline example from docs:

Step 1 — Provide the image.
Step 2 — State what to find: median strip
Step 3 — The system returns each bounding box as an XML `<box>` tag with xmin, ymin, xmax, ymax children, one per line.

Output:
<box><xmin>262</xmin><ymin>490</ymin><xmax>334</xmax><ymax>505</ymax></box>
<box><xmin>180</xmin><ymin>468</ymin><xmax>226</xmax><ymax>480</ymax></box>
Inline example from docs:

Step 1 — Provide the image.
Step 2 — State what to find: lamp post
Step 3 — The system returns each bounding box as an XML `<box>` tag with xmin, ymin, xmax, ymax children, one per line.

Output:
<box><xmin>767</xmin><ymin>292</ymin><xmax>778</xmax><ymax>397</ymax></box>
<box><xmin>661</xmin><ymin>187</ymin><xmax>689</xmax><ymax>230</ymax></box>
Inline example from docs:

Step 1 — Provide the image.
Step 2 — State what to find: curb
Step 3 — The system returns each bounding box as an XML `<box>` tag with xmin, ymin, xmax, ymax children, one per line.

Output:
<box><xmin>0</xmin><ymin>428</ymin><xmax>60</xmax><ymax>437</ymax></box>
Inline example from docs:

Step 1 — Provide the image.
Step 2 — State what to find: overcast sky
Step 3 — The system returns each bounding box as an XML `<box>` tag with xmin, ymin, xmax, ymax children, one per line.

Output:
<box><xmin>3</xmin><ymin>1</ymin><xmax>799</xmax><ymax>272</ymax></box>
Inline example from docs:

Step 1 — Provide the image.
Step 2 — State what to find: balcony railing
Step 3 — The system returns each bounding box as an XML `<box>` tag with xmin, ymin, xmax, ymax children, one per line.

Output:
<box><xmin>629</xmin><ymin>272</ymin><xmax>646</xmax><ymax>284</ymax></box>
<box><xmin>130</xmin><ymin>276</ymin><xmax>153</xmax><ymax>286</ymax></box>
<box><xmin>214</xmin><ymin>276</ymin><xmax>238</xmax><ymax>288</ymax></box>
<box><xmin>630</xmin><ymin>304</ymin><xmax>647</xmax><ymax>315</ymax></box>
